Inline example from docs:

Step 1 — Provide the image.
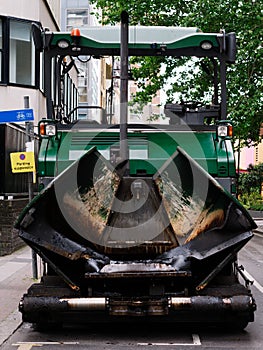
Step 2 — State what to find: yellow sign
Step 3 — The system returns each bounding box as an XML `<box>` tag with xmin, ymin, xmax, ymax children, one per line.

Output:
<box><xmin>10</xmin><ymin>152</ymin><xmax>36</xmax><ymax>173</ymax></box>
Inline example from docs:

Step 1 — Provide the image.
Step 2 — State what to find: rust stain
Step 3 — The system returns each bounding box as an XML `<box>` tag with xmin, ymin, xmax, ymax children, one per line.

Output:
<box><xmin>185</xmin><ymin>208</ymin><xmax>224</xmax><ymax>243</ymax></box>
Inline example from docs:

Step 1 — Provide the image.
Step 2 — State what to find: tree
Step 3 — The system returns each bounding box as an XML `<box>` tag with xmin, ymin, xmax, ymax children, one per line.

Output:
<box><xmin>238</xmin><ymin>163</ymin><xmax>263</xmax><ymax>210</ymax></box>
<box><xmin>91</xmin><ymin>0</ymin><xmax>263</xmax><ymax>146</ymax></box>
<box><xmin>239</xmin><ymin>163</ymin><xmax>263</xmax><ymax>195</ymax></box>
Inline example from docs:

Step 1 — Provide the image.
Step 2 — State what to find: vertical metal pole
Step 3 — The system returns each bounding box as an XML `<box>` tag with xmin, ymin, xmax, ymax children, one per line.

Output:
<box><xmin>45</xmin><ymin>52</ymin><xmax>54</xmax><ymax>119</ymax></box>
<box><xmin>212</xmin><ymin>58</ymin><xmax>219</xmax><ymax>105</ymax></box>
<box><xmin>236</xmin><ymin>138</ymin><xmax>241</xmax><ymax>197</ymax></box>
<box><xmin>120</xmin><ymin>11</ymin><xmax>129</xmax><ymax>172</ymax></box>
<box><xmin>220</xmin><ymin>58</ymin><xmax>227</xmax><ymax>120</ymax></box>
<box><xmin>24</xmin><ymin>96</ymin><xmax>38</xmax><ymax>280</ymax></box>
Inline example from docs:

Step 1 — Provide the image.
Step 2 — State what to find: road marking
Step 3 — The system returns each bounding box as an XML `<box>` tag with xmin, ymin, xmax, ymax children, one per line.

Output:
<box><xmin>192</xmin><ymin>334</ymin><xmax>201</xmax><ymax>345</ymax></box>
<box><xmin>12</xmin><ymin>344</ymin><xmax>41</xmax><ymax>350</ymax></box>
<box><xmin>0</xmin><ymin>262</ymin><xmax>28</xmax><ymax>282</ymax></box>
<box><xmin>12</xmin><ymin>342</ymin><xmax>79</xmax><ymax>349</ymax></box>
<box><xmin>253</xmin><ymin>231</ymin><xmax>263</xmax><ymax>238</ymax></box>
<box><xmin>138</xmin><ymin>333</ymin><xmax>201</xmax><ymax>346</ymax></box>
<box><xmin>244</xmin><ymin>270</ymin><xmax>263</xmax><ymax>294</ymax></box>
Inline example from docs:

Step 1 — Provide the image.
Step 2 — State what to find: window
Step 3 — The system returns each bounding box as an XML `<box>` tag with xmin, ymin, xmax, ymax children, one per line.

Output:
<box><xmin>9</xmin><ymin>20</ymin><xmax>35</xmax><ymax>85</ymax></box>
<box><xmin>66</xmin><ymin>9</ymin><xmax>89</xmax><ymax>31</ymax></box>
<box><xmin>64</xmin><ymin>75</ymin><xmax>78</xmax><ymax>120</ymax></box>
<box><xmin>0</xmin><ymin>16</ymin><xmax>39</xmax><ymax>87</ymax></box>
<box><xmin>77</xmin><ymin>61</ymin><xmax>88</xmax><ymax>103</ymax></box>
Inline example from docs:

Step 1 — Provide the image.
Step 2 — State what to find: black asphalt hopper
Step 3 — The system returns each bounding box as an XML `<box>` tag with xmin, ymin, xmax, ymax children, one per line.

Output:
<box><xmin>16</xmin><ymin>147</ymin><xmax>257</xmax><ymax>328</ymax></box>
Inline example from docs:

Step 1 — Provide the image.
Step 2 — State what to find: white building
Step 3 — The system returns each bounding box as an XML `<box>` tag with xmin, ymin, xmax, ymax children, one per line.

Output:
<box><xmin>0</xmin><ymin>0</ymin><xmax>61</xmax><ymax>123</ymax></box>
<box><xmin>60</xmin><ymin>0</ymin><xmax>101</xmax><ymax>107</ymax></box>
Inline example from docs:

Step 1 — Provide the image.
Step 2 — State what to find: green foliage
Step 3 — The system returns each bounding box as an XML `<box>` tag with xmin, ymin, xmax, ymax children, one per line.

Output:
<box><xmin>91</xmin><ymin>0</ymin><xmax>263</xmax><ymax>146</ymax></box>
<box><xmin>90</xmin><ymin>0</ymin><xmax>190</xmax><ymax>25</ymax></box>
<box><xmin>239</xmin><ymin>163</ymin><xmax>263</xmax><ymax>195</ymax></box>
<box><xmin>238</xmin><ymin>163</ymin><xmax>263</xmax><ymax>210</ymax></box>
<box><xmin>239</xmin><ymin>191</ymin><xmax>263</xmax><ymax>211</ymax></box>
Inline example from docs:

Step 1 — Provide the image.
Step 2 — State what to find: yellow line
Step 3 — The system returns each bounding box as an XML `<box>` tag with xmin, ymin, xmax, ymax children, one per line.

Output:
<box><xmin>12</xmin><ymin>344</ymin><xmax>41</xmax><ymax>350</ymax></box>
<box><xmin>13</xmin><ymin>342</ymin><xmax>79</xmax><ymax>347</ymax></box>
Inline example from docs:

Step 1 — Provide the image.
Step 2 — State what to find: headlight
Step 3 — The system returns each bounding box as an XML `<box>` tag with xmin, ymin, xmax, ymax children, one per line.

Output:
<box><xmin>217</xmin><ymin>125</ymin><xmax>228</xmax><ymax>137</ymax></box>
<box><xmin>39</xmin><ymin>121</ymin><xmax>57</xmax><ymax>137</ymax></box>
<box><xmin>200</xmin><ymin>41</ymin><xmax>213</xmax><ymax>50</ymax></box>
<box><xmin>45</xmin><ymin>124</ymin><xmax>56</xmax><ymax>136</ymax></box>
<box><xmin>57</xmin><ymin>39</ymin><xmax>70</xmax><ymax>49</ymax></box>
<box><xmin>217</xmin><ymin>122</ymin><xmax>233</xmax><ymax>138</ymax></box>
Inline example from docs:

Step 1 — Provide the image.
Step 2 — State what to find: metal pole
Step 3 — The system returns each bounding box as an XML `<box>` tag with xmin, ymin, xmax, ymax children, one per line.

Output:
<box><xmin>24</xmin><ymin>96</ymin><xmax>38</xmax><ymax>280</ymax></box>
<box><xmin>220</xmin><ymin>58</ymin><xmax>227</xmax><ymax>120</ymax></box>
<box><xmin>120</xmin><ymin>11</ymin><xmax>129</xmax><ymax>173</ymax></box>
<box><xmin>236</xmin><ymin>137</ymin><xmax>241</xmax><ymax>197</ymax></box>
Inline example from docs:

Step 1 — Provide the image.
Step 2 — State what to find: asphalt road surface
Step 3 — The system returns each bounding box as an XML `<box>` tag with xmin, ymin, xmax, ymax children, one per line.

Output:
<box><xmin>1</xmin><ymin>233</ymin><xmax>263</xmax><ymax>350</ymax></box>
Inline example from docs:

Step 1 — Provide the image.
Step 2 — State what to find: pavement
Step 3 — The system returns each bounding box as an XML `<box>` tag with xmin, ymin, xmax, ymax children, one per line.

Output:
<box><xmin>0</xmin><ymin>245</ymin><xmax>38</xmax><ymax>346</ymax></box>
<box><xmin>249</xmin><ymin>210</ymin><xmax>263</xmax><ymax>234</ymax></box>
<box><xmin>0</xmin><ymin>215</ymin><xmax>262</xmax><ymax>347</ymax></box>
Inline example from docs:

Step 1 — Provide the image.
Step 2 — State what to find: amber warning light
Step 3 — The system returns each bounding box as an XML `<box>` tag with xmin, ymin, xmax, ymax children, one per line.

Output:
<box><xmin>70</xmin><ymin>28</ymin><xmax>81</xmax><ymax>50</ymax></box>
<box><xmin>71</xmin><ymin>28</ymin><xmax>80</xmax><ymax>37</ymax></box>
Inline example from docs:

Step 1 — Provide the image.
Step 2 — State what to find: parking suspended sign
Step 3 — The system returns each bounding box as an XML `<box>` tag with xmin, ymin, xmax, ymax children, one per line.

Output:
<box><xmin>0</xmin><ymin>109</ymin><xmax>34</xmax><ymax>123</ymax></box>
<box><xmin>10</xmin><ymin>152</ymin><xmax>36</xmax><ymax>173</ymax></box>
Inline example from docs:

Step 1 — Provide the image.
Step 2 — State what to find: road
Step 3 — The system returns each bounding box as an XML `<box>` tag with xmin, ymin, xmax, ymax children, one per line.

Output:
<box><xmin>1</xmin><ymin>233</ymin><xmax>263</xmax><ymax>350</ymax></box>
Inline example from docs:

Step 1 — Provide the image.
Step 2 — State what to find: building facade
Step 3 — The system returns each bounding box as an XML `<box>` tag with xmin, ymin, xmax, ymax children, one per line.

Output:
<box><xmin>60</xmin><ymin>0</ymin><xmax>101</xmax><ymax>107</ymax></box>
<box><xmin>0</xmin><ymin>0</ymin><xmax>61</xmax><ymax>122</ymax></box>
<box><xmin>236</xmin><ymin>128</ymin><xmax>263</xmax><ymax>171</ymax></box>
<box><xmin>0</xmin><ymin>0</ymin><xmax>61</xmax><ymax>255</ymax></box>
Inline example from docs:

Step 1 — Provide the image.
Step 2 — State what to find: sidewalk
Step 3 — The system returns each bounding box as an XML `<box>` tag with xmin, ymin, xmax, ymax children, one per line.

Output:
<box><xmin>254</xmin><ymin>224</ymin><xmax>263</xmax><ymax>234</ymax></box>
<box><xmin>248</xmin><ymin>210</ymin><xmax>263</xmax><ymax>234</ymax></box>
<box><xmin>0</xmin><ymin>245</ymin><xmax>36</xmax><ymax>346</ymax></box>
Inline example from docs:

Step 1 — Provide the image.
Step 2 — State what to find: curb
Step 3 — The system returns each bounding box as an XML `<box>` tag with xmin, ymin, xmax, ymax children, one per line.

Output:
<box><xmin>249</xmin><ymin>210</ymin><xmax>263</xmax><ymax>219</ymax></box>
